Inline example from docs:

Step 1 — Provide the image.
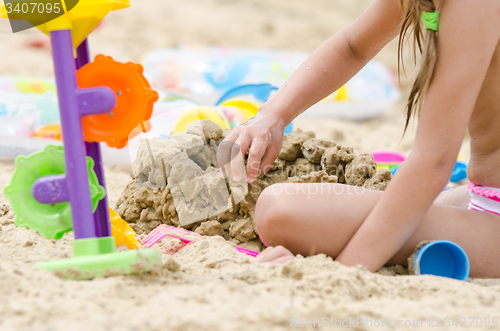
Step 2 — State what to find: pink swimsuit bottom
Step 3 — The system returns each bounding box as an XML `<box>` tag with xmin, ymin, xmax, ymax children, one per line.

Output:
<box><xmin>468</xmin><ymin>182</ymin><xmax>500</xmax><ymax>216</ymax></box>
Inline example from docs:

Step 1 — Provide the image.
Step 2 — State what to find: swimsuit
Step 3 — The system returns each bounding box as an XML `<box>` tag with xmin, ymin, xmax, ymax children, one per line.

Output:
<box><xmin>468</xmin><ymin>182</ymin><xmax>500</xmax><ymax>216</ymax></box>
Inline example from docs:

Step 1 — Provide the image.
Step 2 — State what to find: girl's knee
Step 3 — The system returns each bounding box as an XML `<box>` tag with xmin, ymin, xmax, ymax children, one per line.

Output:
<box><xmin>255</xmin><ymin>185</ymin><xmax>289</xmax><ymax>246</ymax></box>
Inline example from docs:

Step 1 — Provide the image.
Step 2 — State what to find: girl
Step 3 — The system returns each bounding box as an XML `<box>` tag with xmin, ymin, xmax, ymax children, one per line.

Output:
<box><xmin>218</xmin><ymin>0</ymin><xmax>500</xmax><ymax>277</ymax></box>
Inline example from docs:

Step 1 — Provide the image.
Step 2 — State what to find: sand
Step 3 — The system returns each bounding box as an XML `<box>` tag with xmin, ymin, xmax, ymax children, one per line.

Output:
<box><xmin>0</xmin><ymin>0</ymin><xmax>497</xmax><ymax>330</ymax></box>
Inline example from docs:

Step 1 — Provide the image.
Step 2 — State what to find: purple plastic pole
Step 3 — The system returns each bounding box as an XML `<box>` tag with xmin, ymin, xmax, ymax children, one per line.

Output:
<box><xmin>49</xmin><ymin>30</ymin><xmax>116</xmax><ymax>240</ymax></box>
<box><xmin>75</xmin><ymin>38</ymin><xmax>90</xmax><ymax>68</ymax></box>
<box><xmin>50</xmin><ymin>30</ymin><xmax>96</xmax><ymax>239</ymax></box>
<box><xmin>76</xmin><ymin>40</ymin><xmax>112</xmax><ymax>238</ymax></box>
<box><xmin>85</xmin><ymin>143</ymin><xmax>111</xmax><ymax>237</ymax></box>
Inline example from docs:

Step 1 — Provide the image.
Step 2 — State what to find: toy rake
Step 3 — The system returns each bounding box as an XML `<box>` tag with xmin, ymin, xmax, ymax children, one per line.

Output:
<box><xmin>144</xmin><ymin>224</ymin><xmax>260</xmax><ymax>257</ymax></box>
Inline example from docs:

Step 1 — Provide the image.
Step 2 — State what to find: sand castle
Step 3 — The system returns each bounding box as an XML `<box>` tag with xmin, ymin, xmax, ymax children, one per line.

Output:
<box><xmin>115</xmin><ymin>120</ymin><xmax>392</xmax><ymax>252</ymax></box>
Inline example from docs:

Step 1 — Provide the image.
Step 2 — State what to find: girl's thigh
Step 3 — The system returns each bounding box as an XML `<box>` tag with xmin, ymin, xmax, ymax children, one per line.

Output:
<box><xmin>255</xmin><ymin>183</ymin><xmax>500</xmax><ymax>278</ymax></box>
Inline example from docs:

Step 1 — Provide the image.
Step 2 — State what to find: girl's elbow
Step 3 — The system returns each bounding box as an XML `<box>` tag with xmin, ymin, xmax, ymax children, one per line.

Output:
<box><xmin>408</xmin><ymin>150</ymin><xmax>457</xmax><ymax>187</ymax></box>
<box><xmin>426</xmin><ymin>155</ymin><xmax>457</xmax><ymax>187</ymax></box>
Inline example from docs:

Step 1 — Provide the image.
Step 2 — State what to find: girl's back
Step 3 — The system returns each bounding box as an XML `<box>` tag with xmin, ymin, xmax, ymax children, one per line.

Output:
<box><xmin>469</xmin><ymin>40</ymin><xmax>500</xmax><ymax>187</ymax></box>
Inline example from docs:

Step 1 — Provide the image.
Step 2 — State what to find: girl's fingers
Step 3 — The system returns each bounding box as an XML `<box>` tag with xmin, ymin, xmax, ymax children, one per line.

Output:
<box><xmin>217</xmin><ymin>131</ymin><xmax>239</xmax><ymax>179</ymax></box>
<box><xmin>259</xmin><ymin>142</ymin><xmax>281</xmax><ymax>176</ymax></box>
<box><xmin>230</xmin><ymin>136</ymin><xmax>250</xmax><ymax>182</ymax></box>
<box><xmin>246</xmin><ymin>137</ymin><xmax>269</xmax><ymax>183</ymax></box>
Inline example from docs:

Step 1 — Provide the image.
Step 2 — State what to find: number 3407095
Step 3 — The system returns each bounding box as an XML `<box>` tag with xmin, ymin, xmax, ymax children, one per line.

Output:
<box><xmin>5</xmin><ymin>2</ymin><xmax>62</xmax><ymax>14</ymax></box>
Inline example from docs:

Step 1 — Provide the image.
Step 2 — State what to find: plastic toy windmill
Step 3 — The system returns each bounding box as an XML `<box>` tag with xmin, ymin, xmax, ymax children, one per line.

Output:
<box><xmin>1</xmin><ymin>0</ymin><xmax>161</xmax><ymax>279</ymax></box>
<box><xmin>1</xmin><ymin>0</ymin><xmax>128</xmax><ymax>48</ymax></box>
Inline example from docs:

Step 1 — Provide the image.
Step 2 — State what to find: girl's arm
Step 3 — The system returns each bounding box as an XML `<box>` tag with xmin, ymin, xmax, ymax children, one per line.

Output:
<box><xmin>337</xmin><ymin>0</ymin><xmax>500</xmax><ymax>271</ymax></box>
<box><xmin>220</xmin><ymin>0</ymin><xmax>405</xmax><ymax>183</ymax></box>
<box><xmin>260</xmin><ymin>0</ymin><xmax>405</xmax><ymax>126</ymax></box>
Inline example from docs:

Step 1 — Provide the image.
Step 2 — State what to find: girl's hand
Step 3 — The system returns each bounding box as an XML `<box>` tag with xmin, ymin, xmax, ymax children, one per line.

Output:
<box><xmin>255</xmin><ymin>246</ymin><xmax>295</xmax><ymax>264</ymax></box>
<box><xmin>217</xmin><ymin>108</ymin><xmax>287</xmax><ymax>183</ymax></box>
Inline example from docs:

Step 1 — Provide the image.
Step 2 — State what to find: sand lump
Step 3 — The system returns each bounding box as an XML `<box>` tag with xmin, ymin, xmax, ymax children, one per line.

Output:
<box><xmin>115</xmin><ymin>120</ymin><xmax>391</xmax><ymax>252</ymax></box>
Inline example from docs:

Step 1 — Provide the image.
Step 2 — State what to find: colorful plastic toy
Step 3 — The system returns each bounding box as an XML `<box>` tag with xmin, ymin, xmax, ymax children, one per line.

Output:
<box><xmin>4</xmin><ymin>144</ymin><xmax>104</xmax><ymax>239</ymax></box>
<box><xmin>171</xmin><ymin>83</ymin><xmax>293</xmax><ymax>134</ymax></box>
<box><xmin>109</xmin><ymin>207</ymin><xmax>141</xmax><ymax>250</ymax></box>
<box><xmin>33</xmin><ymin>124</ymin><xmax>62</xmax><ymax>140</ymax></box>
<box><xmin>371</xmin><ymin>150</ymin><xmax>406</xmax><ymax>172</ymax></box>
<box><xmin>389</xmin><ymin>155</ymin><xmax>468</xmax><ymax>184</ymax></box>
<box><xmin>173</xmin><ymin>106</ymin><xmax>230</xmax><ymax>133</ymax></box>
<box><xmin>220</xmin><ymin>100</ymin><xmax>259</xmax><ymax>120</ymax></box>
<box><xmin>413</xmin><ymin>240</ymin><xmax>470</xmax><ymax>281</ymax></box>
<box><xmin>78</xmin><ymin>55</ymin><xmax>158</xmax><ymax>148</ymax></box>
<box><xmin>215</xmin><ymin>83</ymin><xmax>293</xmax><ymax>134</ymax></box>
<box><xmin>1</xmin><ymin>0</ymin><xmax>161</xmax><ymax>279</ymax></box>
<box><xmin>144</xmin><ymin>224</ymin><xmax>260</xmax><ymax>257</ymax></box>
<box><xmin>1</xmin><ymin>0</ymin><xmax>128</xmax><ymax>49</ymax></box>
<box><xmin>450</xmin><ymin>161</ymin><xmax>468</xmax><ymax>183</ymax></box>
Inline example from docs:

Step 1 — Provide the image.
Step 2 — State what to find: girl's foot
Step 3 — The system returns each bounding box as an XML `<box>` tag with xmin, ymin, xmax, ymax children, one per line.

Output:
<box><xmin>255</xmin><ymin>246</ymin><xmax>295</xmax><ymax>264</ymax></box>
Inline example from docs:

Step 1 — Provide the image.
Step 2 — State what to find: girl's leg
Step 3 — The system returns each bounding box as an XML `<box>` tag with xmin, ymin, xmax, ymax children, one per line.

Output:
<box><xmin>434</xmin><ymin>185</ymin><xmax>471</xmax><ymax>208</ymax></box>
<box><xmin>255</xmin><ymin>183</ymin><xmax>500</xmax><ymax>278</ymax></box>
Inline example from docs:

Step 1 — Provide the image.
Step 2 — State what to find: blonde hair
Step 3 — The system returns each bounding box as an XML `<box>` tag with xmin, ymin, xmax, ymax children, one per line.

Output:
<box><xmin>398</xmin><ymin>0</ymin><xmax>439</xmax><ymax>133</ymax></box>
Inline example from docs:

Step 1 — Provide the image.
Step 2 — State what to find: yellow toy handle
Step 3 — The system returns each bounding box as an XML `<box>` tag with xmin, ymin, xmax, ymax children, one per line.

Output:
<box><xmin>109</xmin><ymin>207</ymin><xmax>141</xmax><ymax>250</ymax></box>
<box><xmin>1</xmin><ymin>0</ymin><xmax>130</xmax><ymax>49</ymax></box>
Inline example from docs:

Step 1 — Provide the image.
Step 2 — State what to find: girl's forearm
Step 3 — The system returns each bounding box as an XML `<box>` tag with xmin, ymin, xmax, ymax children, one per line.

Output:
<box><xmin>259</xmin><ymin>30</ymin><xmax>371</xmax><ymax>125</ymax></box>
<box><xmin>336</xmin><ymin>152</ymin><xmax>455</xmax><ymax>271</ymax></box>
<box><xmin>258</xmin><ymin>0</ymin><xmax>407</xmax><ymax>125</ymax></box>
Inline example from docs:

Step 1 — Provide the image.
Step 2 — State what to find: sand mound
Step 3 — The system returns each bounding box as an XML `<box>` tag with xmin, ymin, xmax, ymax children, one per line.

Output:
<box><xmin>115</xmin><ymin>120</ymin><xmax>391</xmax><ymax>251</ymax></box>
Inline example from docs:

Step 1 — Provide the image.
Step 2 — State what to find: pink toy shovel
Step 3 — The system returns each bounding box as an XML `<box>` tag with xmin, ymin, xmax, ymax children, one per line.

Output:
<box><xmin>143</xmin><ymin>224</ymin><xmax>260</xmax><ymax>257</ymax></box>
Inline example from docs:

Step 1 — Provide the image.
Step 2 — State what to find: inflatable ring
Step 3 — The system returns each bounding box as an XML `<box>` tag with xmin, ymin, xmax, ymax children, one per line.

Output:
<box><xmin>3</xmin><ymin>145</ymin><xmax>105</xmax><ymax>239</ymax></box>
<box><xmin>77</xmin><ymin>55</ymin><xmax>159</xmax><ymax>149</ymax></box>
<box><xmin>173</xmin><ymin>106</ymin><xmax>229</xmax><ymax>133</ymax></box>
<box><xmin>220</xmin><ymin>100</ymin><xmax>259</xmax><ymax>120</ymax></box>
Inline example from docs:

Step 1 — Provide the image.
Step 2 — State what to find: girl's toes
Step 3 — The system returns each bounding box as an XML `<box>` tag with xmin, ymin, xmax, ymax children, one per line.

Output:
<box><xmin>270</xmin><ymin>255</ymin><xmax>295</xmax><ymax>264</ymax></box>
<box><xmin>255</xmin><ymin>245</ymin><xmax>295</xmax><ymax>263</ymax></box>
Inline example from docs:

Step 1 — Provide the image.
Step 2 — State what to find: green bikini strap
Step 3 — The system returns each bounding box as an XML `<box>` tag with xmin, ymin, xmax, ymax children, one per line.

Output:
<box><xmin>422</xmin><ymin>10</ymin><xmax>440</xmax><ymax>32</ymax></box>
